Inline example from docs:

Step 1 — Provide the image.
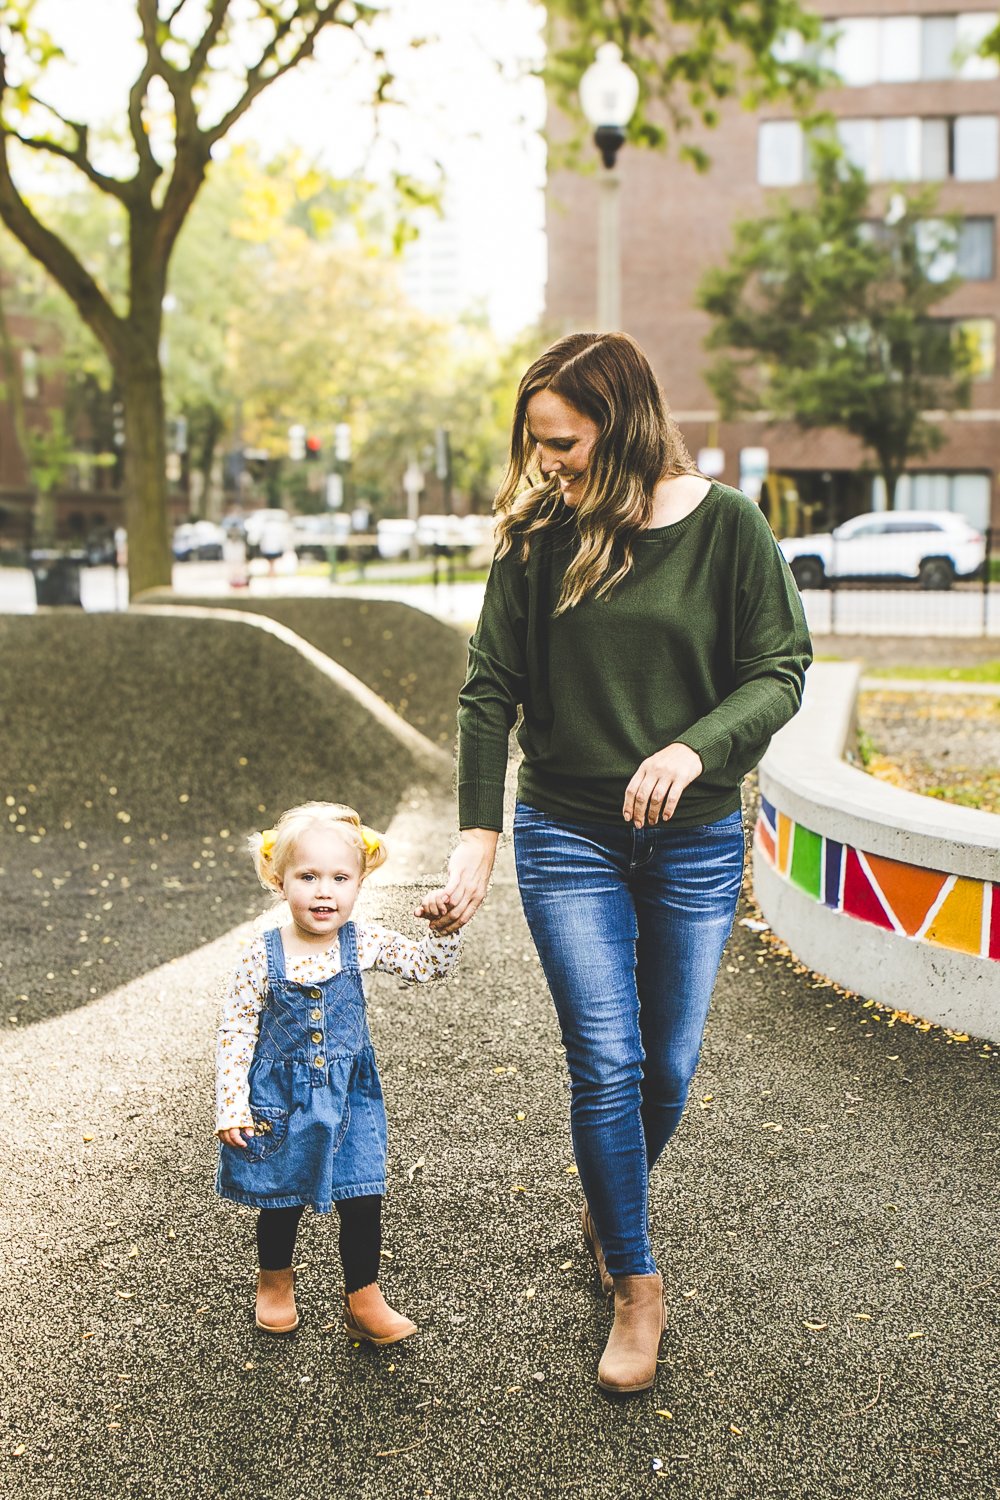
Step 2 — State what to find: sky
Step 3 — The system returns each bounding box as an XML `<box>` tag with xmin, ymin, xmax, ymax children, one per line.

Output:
<box><xmin>24</xmin><ymin>0</ymin><xmax>549</xmax><ymax>336</ymax></box>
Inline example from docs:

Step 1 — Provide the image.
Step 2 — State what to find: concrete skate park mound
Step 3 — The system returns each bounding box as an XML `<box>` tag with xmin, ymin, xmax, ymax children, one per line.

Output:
<box><xmin>0</xmin><ymin>612</ymin><xmax>451</xmax><ymax>1026</ymax></box>
<box><xmin>169</xmin><ymin>596</ymin><xmax>470</xmax><ymax>747</ymax></box>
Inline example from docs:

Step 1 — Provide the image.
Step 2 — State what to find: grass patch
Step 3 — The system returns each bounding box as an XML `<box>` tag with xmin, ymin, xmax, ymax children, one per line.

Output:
<box><xmin>866</xmin><ymin>662</ymin><xmax>1000</xmax><ymax>684</ymax></box>
<box><xmin>338</xmin><ymin>565</ymin><xmax>491</xmax><ymax>586</ymax></box>
<box><xmin>855</xmin><ymin>727</ymin><xmax>877</xmax><ymax>768</ymax></box>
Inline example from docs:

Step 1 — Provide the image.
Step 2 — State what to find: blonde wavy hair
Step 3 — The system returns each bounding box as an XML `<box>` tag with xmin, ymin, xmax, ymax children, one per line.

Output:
<box><xmin>494</xmin><ymin>331</ymin><xmax>697</xmax><ymax>613</ymax></box>
<box><xmin>249</xmin><ymin>801</ymin><xmax>388</xmax><ymax>894</ymax></box>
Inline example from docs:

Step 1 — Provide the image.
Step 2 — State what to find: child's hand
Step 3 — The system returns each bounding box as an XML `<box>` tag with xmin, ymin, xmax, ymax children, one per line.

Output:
<box><xmin>416</xmin><ymin>887</ymin><xmax>451</xmax><ymax>924</ymax></box>
<box><xmin>415</xmin><ymin>831</ymin><xmax>498</xmax><ymax>934</ymax></box>
<box><xmin>218</xmin><ymin>1125</ymin><xmax>254</xmax><ymax>1149</ymax></box>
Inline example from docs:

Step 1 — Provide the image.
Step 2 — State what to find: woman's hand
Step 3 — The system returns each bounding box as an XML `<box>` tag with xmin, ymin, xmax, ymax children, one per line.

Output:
<box><xmin>218</xmin><ymin>1125</ymin><xmax>253</xmax><ymax>1149</ymax></box>
<box><xmin>416</xmin><ymin>828</ymin><xmax>500</xmax><ymax>935</ymax></box>
<box><xmin>623</xmin><ymin>743</ymin><xmax>703</xmax><ymax>826</ymax></box>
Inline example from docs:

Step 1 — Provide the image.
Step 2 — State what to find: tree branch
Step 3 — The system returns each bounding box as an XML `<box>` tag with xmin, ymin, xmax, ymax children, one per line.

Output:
<box><xmin>189</xmin><ymin>0</ymin><xmax>231</xmax><ymax>80</ymax></box>
<box><xmin>0</xmin><ymin>139</ymin><xmax>124</xmax><ymax>361</ymax></box>
<box><xmin>205</xmin><ymin>4</ymin><xmax>343</xmax><ymax>145</ymax></box>
<box><xmin>0</xmin><ymin>120</ymin><xmax>132</xmax><ymax>202</ymax></box>
<box><xmin>127</xmin><ymin>57</ymin><xmax>162</xmax><ymax>189</ymax></box>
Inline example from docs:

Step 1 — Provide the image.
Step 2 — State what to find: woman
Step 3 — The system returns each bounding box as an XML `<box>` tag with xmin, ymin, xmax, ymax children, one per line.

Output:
<box><xmin>420</xmin><ymin>332</ymin><xmax>812</xmax><ymax>1395</ymax></box>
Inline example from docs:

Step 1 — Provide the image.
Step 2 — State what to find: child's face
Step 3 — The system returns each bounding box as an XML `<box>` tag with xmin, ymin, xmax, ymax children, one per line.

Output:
<box><xmin>280</xmin><ymin>826</ymin><xmax>364</xmax><ymax>943</ymax></box>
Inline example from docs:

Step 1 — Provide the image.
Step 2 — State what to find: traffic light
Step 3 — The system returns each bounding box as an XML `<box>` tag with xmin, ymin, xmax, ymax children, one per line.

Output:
<box><xmin>305</xmin><ymin>434</ymin><xmax>322</xmax><ymax>462</ymax></box>
<box><xmin>288</xmin><ymin>424</ymin><xmax>306</xmax><ymax>461</ymax></box>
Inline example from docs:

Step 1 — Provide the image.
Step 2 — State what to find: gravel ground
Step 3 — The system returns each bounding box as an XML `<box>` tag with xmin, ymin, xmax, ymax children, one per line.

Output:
<box><xmin>0</xmin><ymin>612</ymin><xmax>435</xmax><ymax>1026</ymax></box>
<box><xmin>2</xmin><ymin>610</ymin><xmax>997</xmax><ymax>1498</ymax></box>
<box><xmin>166</xmin><ymin>597</ymin><xmax>470</xmax><ymax>748</ymax></box>
<box><xmin>1</xmin><ymin>833</ymin><xmax>996</xmax><ymax>1500</ymax></box>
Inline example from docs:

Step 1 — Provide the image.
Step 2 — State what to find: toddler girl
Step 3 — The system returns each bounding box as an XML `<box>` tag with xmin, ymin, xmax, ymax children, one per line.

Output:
<box><xmin>215</xmin><ymin>800</ymin><xmax>460</xmax><ymax>1343</ymax></box>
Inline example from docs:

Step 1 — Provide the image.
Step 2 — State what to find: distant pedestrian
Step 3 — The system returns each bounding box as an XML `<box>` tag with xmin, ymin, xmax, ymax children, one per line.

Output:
<box><xmin>216</xmin><ymin>800</ymin><xmax>461</xmax><ymax>1342</ymax></box>
<box><xmin>419</xmin><ymin>332</ymin><xmax>812</xmax><ymax>1394</ymax></box>
<box><xmin>256</xmin><ymin>511</ymin><xmax>289</xmax><ymax>575</ymax></box>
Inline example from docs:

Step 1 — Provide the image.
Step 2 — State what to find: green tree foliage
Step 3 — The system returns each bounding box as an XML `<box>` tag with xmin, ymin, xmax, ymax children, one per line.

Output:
<box><xmin>697</xmin><ymin>140</ymin><xmax>975</xmax><ymax>504</ymax></box>
<box><xmin>546</xmin><ymin>0</ymin><xmax>821</xmax><ymax>169</ymax></box>
<box><xmin>0</xmin><ymin>0</ymin><xmax>385</xmax><ymax>595</ymax></box>
<box><xmin>0</xmin><ymin>0</ymin><xmax>822</xmax><ymax>593</ymax></box>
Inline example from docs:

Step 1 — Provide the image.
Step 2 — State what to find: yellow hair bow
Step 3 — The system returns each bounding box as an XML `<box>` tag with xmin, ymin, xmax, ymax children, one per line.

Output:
<box><xmin>259</xmin><ymin>828</ymin><xmax>277</xmax><ymax>859</ymax></box>
<box><xmin>360</xmin><ymin>825</ymin><xmax>381</xmax><ymax>856</ymax></box>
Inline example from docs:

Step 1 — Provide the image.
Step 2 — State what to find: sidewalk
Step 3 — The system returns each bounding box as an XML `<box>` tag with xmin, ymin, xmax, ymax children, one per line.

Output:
<box><xmin>0</xmin><ymin>560</ymin><xmax>486</xmax><ymax>629</ymax></box>
<box><xmin>2</xmin><ymin>786</ymin><xmax>997</xmax><ymax>1499</ymax></box>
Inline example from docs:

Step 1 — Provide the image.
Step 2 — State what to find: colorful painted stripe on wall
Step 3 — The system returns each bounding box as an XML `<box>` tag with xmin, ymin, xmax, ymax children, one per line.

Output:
<box><xmin>755</xmin><ymin>795</ymin><xmax>1000</xmax><ymax>962</ymax></box>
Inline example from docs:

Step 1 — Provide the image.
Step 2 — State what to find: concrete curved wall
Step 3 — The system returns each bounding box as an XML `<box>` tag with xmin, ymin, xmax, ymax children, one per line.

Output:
<box><xmin>752</xmin><ymin>663</ymin><xmax>1000</xmax><ymax>1043</ymax></box>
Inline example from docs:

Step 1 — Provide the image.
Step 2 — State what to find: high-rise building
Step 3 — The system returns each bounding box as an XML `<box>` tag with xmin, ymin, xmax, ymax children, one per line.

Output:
<box><xmin>546</xmin><ymin>2</ymin><xmax>1000</xmax><ymax>535</ymax></box>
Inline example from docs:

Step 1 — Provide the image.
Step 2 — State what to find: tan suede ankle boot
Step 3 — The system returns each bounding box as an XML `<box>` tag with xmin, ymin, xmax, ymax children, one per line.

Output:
<box><xmin>596</xmin><ymin>1272</ymin><xmax>666</xmax><ymax>1395</ymax></box>
<box><xmin>580</xmin><ymin>1203</ymin><xmax>613</xmax><ymax>1297</ymax></box>
<box><xmin>255</xmin><ymin>1267</ymin><xmax>299</xmax><ymax>1334</ymax></box>
<box><xmin>343</xmin><ymin>1283</ymin><xmax>418</xmax><ymax>1346</ymax></box>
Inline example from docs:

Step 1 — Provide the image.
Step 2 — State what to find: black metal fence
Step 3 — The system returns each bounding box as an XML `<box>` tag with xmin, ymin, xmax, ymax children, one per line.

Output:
<box><xmin>787</xmin><ymin>523</ymin><xmax>998</xmax><ymax>639</ymax></box>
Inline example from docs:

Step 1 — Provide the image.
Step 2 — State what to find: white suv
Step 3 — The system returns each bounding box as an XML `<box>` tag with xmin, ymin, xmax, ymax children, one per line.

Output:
<box><xmin>779</xmin><ymin>510</ymin><xmax>986</xmax><ymax>591</ymax></box>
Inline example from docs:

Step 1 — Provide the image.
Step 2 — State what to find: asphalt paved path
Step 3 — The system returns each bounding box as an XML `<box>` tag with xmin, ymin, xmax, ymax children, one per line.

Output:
<box><xmin>2</xmin><ymin>783</ymin><xmax>998</xmax><ymax>1500</ymax></box>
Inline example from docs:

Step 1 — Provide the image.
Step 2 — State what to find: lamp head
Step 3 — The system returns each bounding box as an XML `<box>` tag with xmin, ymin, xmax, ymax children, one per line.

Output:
<box><xmin>579</xmin><ymin>40</ymin><xmax>640</xmax><ymax>137</ymax></box>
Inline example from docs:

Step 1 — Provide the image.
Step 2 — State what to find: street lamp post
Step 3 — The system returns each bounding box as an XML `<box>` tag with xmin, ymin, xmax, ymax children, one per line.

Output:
<box><xmin>579</xmin><ymin>42</ymin><xmax>640</xmax><ymax>332</ymax></box>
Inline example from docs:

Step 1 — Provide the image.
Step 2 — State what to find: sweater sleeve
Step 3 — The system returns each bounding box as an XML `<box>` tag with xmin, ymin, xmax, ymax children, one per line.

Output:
<box><xmin>215</xmin><ymin>937</ymin><xmax>267</xmax><ymax>1133</ymax></box>
<box><xmin>457</xmin><ymin>550</ymin><xmax>529</xmax><ymax>830</ymax></box>
<box><xmin>675</xmin><ymin>502</ymin><xmax>813</xmax><ymax>779</ymax></box>
<box><xmin>360</xmin><ymin>922</ymin><xmax>462</xmax><ymax>982</ymax></box>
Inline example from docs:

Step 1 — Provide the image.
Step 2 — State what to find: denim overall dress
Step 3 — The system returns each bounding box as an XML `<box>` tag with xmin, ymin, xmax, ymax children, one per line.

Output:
<box><xmin>216</xmin><ymin>922</ymin><xmax>388</xmax><ymax>1212</ymax></box>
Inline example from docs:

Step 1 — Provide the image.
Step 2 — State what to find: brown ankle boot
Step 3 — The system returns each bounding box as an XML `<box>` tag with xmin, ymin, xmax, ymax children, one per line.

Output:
<box><xmin>255</xmin><ymin>1267</ymin><xmax>299</xmax><ymax>1334</ymax></box>
<box><xmin>343</xmin><ymin>1283</ymin><xmax>418</xmax><ymax>1347</ymax></box>
<box><xmin>597</xmin><ymin>1273</ymin><xmax>666</xmax><ymax>1395</ymax></box>
<box><xmin>580</xmin><ymin>1203</ymin><xmax>613</xmax><ymax>1297</ymax></box>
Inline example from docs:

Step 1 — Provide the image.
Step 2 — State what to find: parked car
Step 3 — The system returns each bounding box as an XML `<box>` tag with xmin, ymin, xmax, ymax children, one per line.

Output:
<box><xmin>376</xmin><ymin>518</ymin><xmax>418</xmax><ymax>559</ymax></box>
<box><xmin>415</xmin><ymin>513</ymin><xmax>496</xmax><ymax>552</ymax></box>
<box><xmin>292</xmin><ymin>512</ymin><xmax>351</xmax><ymax>560</ymax></box>
<box><xmin>779</xmin><ymin>510</ymin><xmax>986</xmax><ymax>591</ymax></box>
<box><xmin>172</xmin><ymin>520</ymin><xmax>226</xmax><ymax>562</ymax></box>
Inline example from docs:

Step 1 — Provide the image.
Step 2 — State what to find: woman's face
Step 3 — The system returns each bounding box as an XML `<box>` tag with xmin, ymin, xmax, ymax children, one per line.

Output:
<box><xmin>525</xmin><ymin>388</ymin><xmax>600</xmax><ymax>508</ymax></box>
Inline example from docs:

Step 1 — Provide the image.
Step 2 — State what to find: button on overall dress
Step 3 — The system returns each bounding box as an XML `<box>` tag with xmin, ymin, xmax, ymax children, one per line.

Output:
<box><xmin>216</xmin><ymin>922</ymin><xmax>387</xmax><ymax>1212</ymax></box>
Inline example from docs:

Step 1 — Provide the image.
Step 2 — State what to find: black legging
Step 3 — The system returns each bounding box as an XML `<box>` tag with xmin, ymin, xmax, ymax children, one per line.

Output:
<box><xmin>256</xmin><ymin>1195</ymin><xmax>382</xmax><ymax>1294</ymax></box>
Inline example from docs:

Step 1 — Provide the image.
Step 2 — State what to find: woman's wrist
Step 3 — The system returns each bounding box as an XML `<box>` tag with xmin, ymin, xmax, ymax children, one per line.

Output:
<box><xmin>459</xmin><ymin>827</ymin><xmax>500</xmax><ymax>851</ymax></box>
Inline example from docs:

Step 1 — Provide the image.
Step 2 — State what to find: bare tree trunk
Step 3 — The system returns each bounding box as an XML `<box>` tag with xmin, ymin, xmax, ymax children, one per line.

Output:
<box><xmin>121</xmin><ymin>340</ymin><xmax>171</xmax><ymax>596</ymax></box>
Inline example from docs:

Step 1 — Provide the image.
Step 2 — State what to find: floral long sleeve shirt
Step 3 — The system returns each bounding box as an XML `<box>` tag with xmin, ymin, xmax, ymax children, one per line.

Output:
<box><xmin>215</xmin><ymin>923</ymin><xmax>461</xmax><ymax>1132</ymax></box>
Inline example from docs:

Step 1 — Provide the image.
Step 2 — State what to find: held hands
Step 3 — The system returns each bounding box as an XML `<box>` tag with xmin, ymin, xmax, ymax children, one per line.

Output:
<box><xmin>415</xmin><ymin>829</ymin><xmax>499</xmax><ymax>935</ymax></box>
<box><xmin>623</xmin><ymin>742</ymin><xmax>704</xmax><ymax>826</ymax></box>
<box><xmin>218</xmin><ymin>1125</ymin><xmax>254</xmax><ymax>1149</ymax></box>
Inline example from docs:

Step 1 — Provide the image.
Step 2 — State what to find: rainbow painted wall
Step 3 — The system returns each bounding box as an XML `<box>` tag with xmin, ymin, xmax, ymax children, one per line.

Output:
<box><xmin>755</xmin><ymin>794</ymin><xmax>1000</xmax><ymax>964</ymax></box>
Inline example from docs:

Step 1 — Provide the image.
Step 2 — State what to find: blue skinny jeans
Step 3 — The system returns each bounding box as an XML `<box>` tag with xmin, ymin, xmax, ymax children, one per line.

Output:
<box><xmin>513</xmin><ymin>801</ymin><xmax>744</xmax><ymax>1278</ymax></box>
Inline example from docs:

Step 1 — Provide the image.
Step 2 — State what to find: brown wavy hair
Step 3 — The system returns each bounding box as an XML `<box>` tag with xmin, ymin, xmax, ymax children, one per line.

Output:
<box><xmin>494</xmin><ymin>332</ymin><xmax>697</xmax><ymax>612</ymax></box>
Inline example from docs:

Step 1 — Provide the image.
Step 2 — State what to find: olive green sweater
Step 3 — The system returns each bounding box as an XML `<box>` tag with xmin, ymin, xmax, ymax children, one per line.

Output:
<box><xmin>457</xmin><ymin>482</ymin><xmax>813</xmax><ymax>831</ymax></box>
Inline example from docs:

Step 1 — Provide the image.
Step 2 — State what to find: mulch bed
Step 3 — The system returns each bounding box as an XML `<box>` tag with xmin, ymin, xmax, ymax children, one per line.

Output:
<box><xmin>857</xmin><ymin>688</ymin><xmax>1000</xmax><ymax>814</ymax></box>
<box><xmin>0</xmin><ymin>611</ymin><xmax>461</xmax><ymax>1027</ymax></box>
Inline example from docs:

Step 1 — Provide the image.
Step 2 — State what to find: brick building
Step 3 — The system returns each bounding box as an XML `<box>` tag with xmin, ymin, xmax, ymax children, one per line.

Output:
<box><xmin>0</xmin><ymin>301</ymin><xmax>127</xmax><ymax>552</ymax></box>
<box><xmin>546</xmin><ymin>1</ymin><xmax>1000</xmax><ymax>536</ymax></box>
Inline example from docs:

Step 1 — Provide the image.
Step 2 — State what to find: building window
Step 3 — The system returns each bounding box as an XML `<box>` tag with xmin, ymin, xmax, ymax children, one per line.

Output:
<box><xmin>758</xmin><ymin>121</ymin><xmax>805</xmax><ymax>186</ymax></box>
<box><xmin>954</xmin><ymin>114</ymin><xmax>999</xmax><ymax>180</ymax></box>
<box><xmin>762</xmin><ymin>119</ymin><xmax>1000</xmax><ymax>186</ymax></box>
<box><xmin>823</xmin><ymin>12</ymin><xmax>999</xmax><ymax>84</ymax></box>
<box><xmin>957</xmin><ymin>218</ymin><xmax>995</xmax><ymax>280</ymax></box>
<box><xmin>954</xmin><ymin>317</ymin><xmax>996</xmax><ymax>379</ymax></box>
<box><xmin>21</xmin><ymin>347</ymin><xmax>39</xmax><ymax>401</ymax></box>
<box><xmin>915</xmin><ymin>217</ymin><xmax>995</xmax><ymax>282</ymax></box>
